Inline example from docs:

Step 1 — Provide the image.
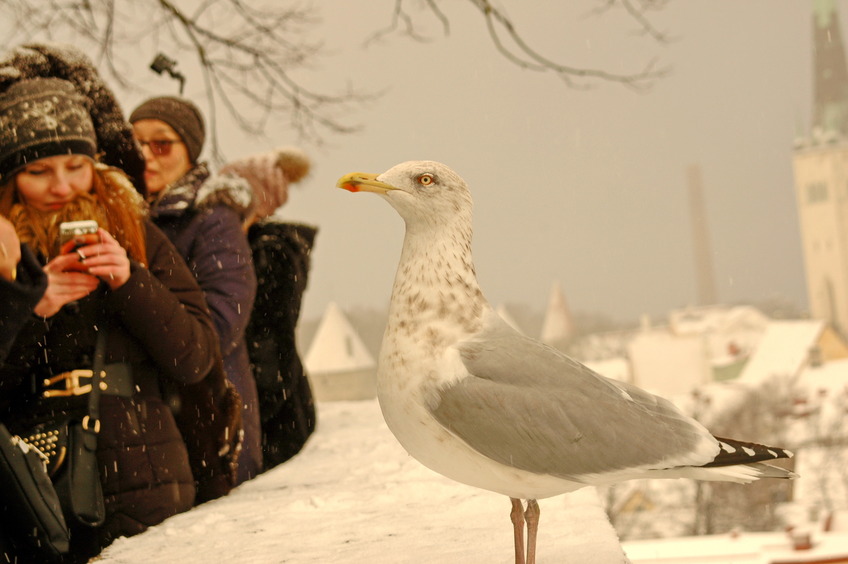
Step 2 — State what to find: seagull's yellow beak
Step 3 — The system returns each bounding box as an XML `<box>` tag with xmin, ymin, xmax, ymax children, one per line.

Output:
<box><xmin>337</xmin><ymin>172</ymin><xmax>398</xmax><ymax>194</ymax></box>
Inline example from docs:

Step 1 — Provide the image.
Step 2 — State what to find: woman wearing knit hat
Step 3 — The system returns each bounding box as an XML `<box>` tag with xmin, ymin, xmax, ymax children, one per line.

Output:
<box><xmin>219</xmin><ymin>147</ymin><xmax>318</xmax><ymax>470</ymax></box>
<box><xmin>130</xmin><ymin>96</ymin><xmax>263</xmax><ymax>484</ymax></box>
<box><xmin>0</xmin><ymin>78</ymin><xmax>236</xmax><ymax>562</ymax></box>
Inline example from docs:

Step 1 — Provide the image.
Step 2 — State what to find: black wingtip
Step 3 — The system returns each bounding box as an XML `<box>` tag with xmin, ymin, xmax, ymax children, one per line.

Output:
<box><xmin>704</xmin><ymin>436</ymin><xmax>793</xmax><ymax>468</ymax></box>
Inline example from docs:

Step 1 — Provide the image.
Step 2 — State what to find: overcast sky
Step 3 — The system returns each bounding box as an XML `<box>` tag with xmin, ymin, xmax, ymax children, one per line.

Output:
<box><xmin>129</xmin><ymin>2</ymin><xmax>823</xmax><ymax>324</ymax></box>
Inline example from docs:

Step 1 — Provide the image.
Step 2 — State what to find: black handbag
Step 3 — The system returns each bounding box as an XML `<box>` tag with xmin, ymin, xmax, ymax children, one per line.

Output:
<box><xmin>0</xmin><ymin>327</ymin><xmax>107</xmax><ymax>558</ymax></box>
<box><xmin>0</xmin><ymin>422</ymin><xmax>70</xmax><ymax>560</ymax></box>
<box><xmin>46</xmin><ymin>328</ymin><xmax>107</xmax><ymax>527</ymax></box>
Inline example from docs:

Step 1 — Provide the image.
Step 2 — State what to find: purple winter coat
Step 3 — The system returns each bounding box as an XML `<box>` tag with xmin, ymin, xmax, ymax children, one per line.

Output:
<box><xmin>146</xmin><ymin>163</ymin><xmax>262</xmax><ymax>484</ymax></box>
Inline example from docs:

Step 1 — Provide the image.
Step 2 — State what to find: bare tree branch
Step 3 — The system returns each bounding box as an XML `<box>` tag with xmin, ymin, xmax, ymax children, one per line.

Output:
<box><xmin>370</xmin><ymin>0</ymin><xmax>671</xmax><ymax>90</ymax></box>
<box><xmin>1</xmin><ymin>0</ymin><xmax>369</xmax><ymax>158</ymax></box>
<box><xmin>589</xmin><ymin>0</ymin><xmax>673</xmax><ymax>43</ymax></box>
<box><xmin>475</xmin><ymin>0</ymin><xmax>669</xmax><ymax>90</ymax></box>
<box><xmin>0</xmin><ymin>0</ymin><xmax>674</xmax><ymax>157</ymax></box>
<box><xmin>366</xmin><ymin>0</ymin><xmax>437</xmax><ymax>46</ymax></box>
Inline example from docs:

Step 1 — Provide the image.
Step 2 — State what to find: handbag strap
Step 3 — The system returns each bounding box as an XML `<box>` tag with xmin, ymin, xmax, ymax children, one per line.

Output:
<box><xmin>81</xmin><ymin>326</ymin><xmax>107</xmax><ymax>450</ymax></box>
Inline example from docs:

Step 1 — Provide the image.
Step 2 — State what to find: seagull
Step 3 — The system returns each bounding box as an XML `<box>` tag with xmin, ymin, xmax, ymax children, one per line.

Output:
<box><xmin>336</xmin><ymin>161</ymin><xmax>796</xmax><ymax>564</ymax></box>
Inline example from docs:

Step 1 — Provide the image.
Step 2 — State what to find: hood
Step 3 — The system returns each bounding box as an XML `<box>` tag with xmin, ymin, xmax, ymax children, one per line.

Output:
<box><xmin>151</xmin><ymin>162</ymin><xmax>255</xmax><ymax>221</ymax></box>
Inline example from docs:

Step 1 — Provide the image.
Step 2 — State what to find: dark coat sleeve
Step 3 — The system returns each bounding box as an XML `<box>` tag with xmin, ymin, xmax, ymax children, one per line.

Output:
<box><xmin>105</xmin><ymin>221</ymin><xmax>222</xmax><ymax>385</ymax></box>
<box><xmin>0</xmin><ymin>246</ymin><xmax>47</xmax><ymax>362</ymax></box>
<box><xmin>187</xmin><ymin>206</ymin><xmax>256</xmax><ymax>358</ymax></box>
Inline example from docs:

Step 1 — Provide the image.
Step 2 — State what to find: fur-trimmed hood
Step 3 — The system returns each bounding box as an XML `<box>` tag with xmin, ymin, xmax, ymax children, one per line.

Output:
<box><xmin>150</xmin><ymin>162</ymin><xmax>255</xmax><ymax>222</ymax></box>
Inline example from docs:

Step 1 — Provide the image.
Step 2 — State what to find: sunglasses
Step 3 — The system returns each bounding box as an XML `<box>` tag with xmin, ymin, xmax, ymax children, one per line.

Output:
<box><xmin>137</xmin><ymin>139</ymin><xmax>182</xmax><ymax>156</ymax></box>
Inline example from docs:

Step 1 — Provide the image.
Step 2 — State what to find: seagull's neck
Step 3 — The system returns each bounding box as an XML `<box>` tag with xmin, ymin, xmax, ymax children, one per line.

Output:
<box><xmin>386</xmin><ymin>218</ymin><xmax>488</xmax><ymax>346</ymax></box>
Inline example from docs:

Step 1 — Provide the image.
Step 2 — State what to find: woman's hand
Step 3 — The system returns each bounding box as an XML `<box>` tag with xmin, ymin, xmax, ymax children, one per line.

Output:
<box><xmin>33</xmin><ymin>227</ymin><xmax>133</xmax><ymax>317</ymax></box>
<box><xmin>72</xmin><ymin>228</ymin><xmax>132</xmax><ymax>290</ymax></box>
<box><xmin>33</xmin><ymin>254</ymin><xmax>100</xmax><ymax>317</ymax></box>
<box><xmin>0</xmin><ymin>216</ymin><xmax>21</xmax><ymax>282</ymax></box>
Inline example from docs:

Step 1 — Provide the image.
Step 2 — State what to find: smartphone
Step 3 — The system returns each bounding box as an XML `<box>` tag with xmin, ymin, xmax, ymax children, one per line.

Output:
<box><xmin>59</xmin><ymin>220</ymin><xmax>99</xmax><ymax>254</ymax></box>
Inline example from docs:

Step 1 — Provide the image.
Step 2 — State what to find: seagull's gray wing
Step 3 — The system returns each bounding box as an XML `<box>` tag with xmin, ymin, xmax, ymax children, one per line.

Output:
<box><xmin>430</xmin><ymin>322</ymin><xmax>717</xmax><ymax>480</ymax></box>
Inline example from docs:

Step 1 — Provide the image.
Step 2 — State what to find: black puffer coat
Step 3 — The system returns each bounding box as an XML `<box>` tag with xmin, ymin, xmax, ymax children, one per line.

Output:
<box><xmin>247</xmin><ymin>219</ymin><xmax>317</xmax><ymax>468</ymax></box>
<box><xmin>0</xmin><ymin>218</ymin><xmax>225</xmax><ymax>560</ymax></box>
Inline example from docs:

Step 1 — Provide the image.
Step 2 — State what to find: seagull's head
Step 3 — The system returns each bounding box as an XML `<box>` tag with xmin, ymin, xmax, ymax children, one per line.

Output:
<box><xmin>337</xmin><ymin>160</ymin><xmax>473</xmax><ymax>227</ymax></box>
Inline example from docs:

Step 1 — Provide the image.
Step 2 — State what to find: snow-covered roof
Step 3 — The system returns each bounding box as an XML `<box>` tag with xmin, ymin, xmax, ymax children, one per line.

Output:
<box><xmin>669</xmin><ymin>305</ymin><xmax>768</xmax><ymax>337</ymax></box>
<box><xmin>737</xmin><ymin>320</ymin><xmax>826</xmax><ymax>386</ymax></box>
<box><xmin>668</xmin><ymin>305</ymin><xmax>768</xmax><ymax>367</ymax></box>
<box><xmin>304</xmin><ymin>301</ymin><xmax>375</xmax><ymax>374</ymax></box>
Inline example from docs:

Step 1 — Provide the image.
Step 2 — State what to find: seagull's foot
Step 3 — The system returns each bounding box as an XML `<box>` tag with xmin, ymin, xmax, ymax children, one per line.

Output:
<box><xmin>510</xmin><ymin>497</ymin><xmax>526</xmax><ymax>564</ymax></box>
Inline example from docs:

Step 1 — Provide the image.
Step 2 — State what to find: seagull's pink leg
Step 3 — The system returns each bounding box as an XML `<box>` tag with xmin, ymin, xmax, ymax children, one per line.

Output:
<box><xmin>525</xmin><ymin>499</ymin><xmax>540</xmax><ymax>564</ymax></box>
<box><xmin>510</xmin><ymin>497</ymin><xmax>526</xmax><ymax>564</ymax></box>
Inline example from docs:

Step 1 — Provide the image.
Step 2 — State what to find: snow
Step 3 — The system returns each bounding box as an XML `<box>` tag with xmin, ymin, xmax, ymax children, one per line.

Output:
<box><xmin>622</xmin><ymin>530</ymin><xmax>848</xmax><ymax>563</ymax></box>
<box><xmin>98</xmin><ymin>399</ymin><xmax>629</xmax><ymax>563</ymax></box>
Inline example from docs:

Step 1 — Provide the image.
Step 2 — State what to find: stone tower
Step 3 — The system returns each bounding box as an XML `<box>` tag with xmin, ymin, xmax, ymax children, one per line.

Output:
<box><xmin>687</xmin><ymin>164</ymin><xmax>717</xmax><ymax>306</ymax></box>
<box><xmin>793</xmin><ymin>0</ymin><xmax>848</xmax><ymax>336</ymax></box>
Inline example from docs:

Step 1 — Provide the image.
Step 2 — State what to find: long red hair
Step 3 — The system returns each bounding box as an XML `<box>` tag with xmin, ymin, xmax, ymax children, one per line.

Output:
<box><xmin>0</xmin><ymin>161</ymin><xmax>147</xmax><ymax>264</ymax></box>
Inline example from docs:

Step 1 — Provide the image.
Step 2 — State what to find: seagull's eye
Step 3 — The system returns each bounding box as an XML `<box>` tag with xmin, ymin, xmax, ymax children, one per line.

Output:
<box><xmin>417</xmin><ymin>174</ymin><xmax>435</xmax><ymax>187</ymax></box>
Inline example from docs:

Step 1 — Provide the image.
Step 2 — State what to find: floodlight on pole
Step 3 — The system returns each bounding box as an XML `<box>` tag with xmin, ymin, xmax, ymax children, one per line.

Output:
<box><xmin>149</xmin><ymin>53</ymin><xmax>186</xmax><ymax>94</ymax></box>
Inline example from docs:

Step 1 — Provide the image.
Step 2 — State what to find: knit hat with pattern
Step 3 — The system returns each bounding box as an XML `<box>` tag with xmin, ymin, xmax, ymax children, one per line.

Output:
<box><xmin>0</xmin><ymin>77</ymin><xmax>97</xmax><ymax>184</ymax></box>
<box><xmin>129</xmin><ymin>96</ymin><xmax>205</xmax><ymax>163</ymax></box>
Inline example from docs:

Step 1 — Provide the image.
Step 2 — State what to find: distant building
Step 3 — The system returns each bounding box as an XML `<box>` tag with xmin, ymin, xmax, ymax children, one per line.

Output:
<box><xmin>304</xmin><ymin>302</ymin><xmax>377</xmax><ymax>401</ymax></box>
<box><xmin>626</xmin><ymin>305</ymin><xmax>769</xmax><ymax>396</ymax></box>
<box><xmin>670</xmin><ymin>305</ymin><xmax>769</xmax><ymax>382</ymax></box>
<box><xmin>793</xmin><ymin>1</ymin><xmax>848</xmax><ymax>338</ymax></box>
<box><xmin>694</xmin><ymin>318</ymin><xmax>848</xmax><ymax>427</ymax></box>
<box><xmin>584</xmin><ymin>356</ymin><xmax>630</xmax><ymax>383</ymax></box>
<box><xmin>627</xmin><ymin>320</ymin><xmax>711</xmax><ymax>397</ymax></box>
<box><xmin>540</xmin><ymin>280</ymin><xmax>575</xmax><ymax>350</ymax></box>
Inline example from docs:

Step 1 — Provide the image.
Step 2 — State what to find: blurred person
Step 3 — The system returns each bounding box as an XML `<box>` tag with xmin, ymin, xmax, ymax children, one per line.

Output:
<box><xmin>0</xmin><ymin>77</ymin><xmax>235</xmax><ymax>562</ymax></box>
<box><xmin>130</xmin><ymin>96</ymin><xmax>262</xmax><ymax>483</ymax></box>
<box><xmin>220</xmin><ymin>147</ymin><xmax>317</xmax><ymax>469</ymax></box>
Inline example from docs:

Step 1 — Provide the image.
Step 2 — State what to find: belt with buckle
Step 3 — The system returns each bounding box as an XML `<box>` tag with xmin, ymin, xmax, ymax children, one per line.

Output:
<box><xmin>42</xmin><ymin>363</ymin><xmax>134</xmax><ymax>398</ymax></box>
